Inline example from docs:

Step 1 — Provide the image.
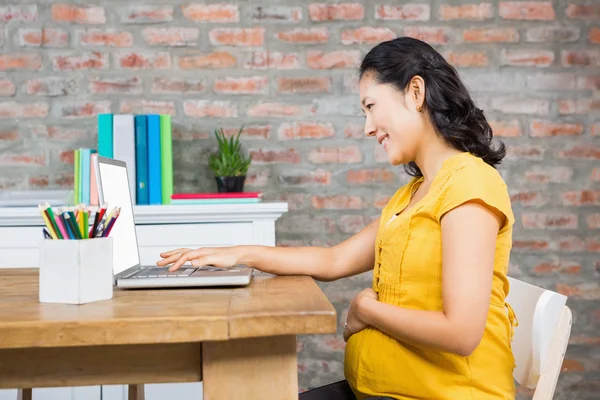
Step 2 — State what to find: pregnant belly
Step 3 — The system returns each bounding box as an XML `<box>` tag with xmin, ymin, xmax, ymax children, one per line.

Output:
<box><xmin>344</xmin><ymin>327</ymin><xmax>472</xmax><ymax>400</ymax></box>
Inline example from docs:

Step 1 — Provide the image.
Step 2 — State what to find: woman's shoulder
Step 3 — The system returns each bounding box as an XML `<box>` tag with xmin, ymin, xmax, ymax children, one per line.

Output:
<box><xmin>434</xmin><ymin>153</ymin><xmax>514</xmax><ymax>227</ymax></box>
<box><xmin>442</xmin><ymin>153</ymin><xmax>507</xmax><ymax>193</ymax></box>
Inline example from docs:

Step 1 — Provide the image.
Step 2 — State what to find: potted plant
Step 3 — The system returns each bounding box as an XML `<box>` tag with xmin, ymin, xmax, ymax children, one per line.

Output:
<box><xmin>208</xmin><ymin>126</ymin><xmax>252</xmax><ymax>192</ymax></box>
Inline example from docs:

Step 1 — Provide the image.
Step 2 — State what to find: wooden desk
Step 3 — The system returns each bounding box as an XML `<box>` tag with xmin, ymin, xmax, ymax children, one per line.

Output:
<box><xmin>0</xmin><ymin>269</ymin><xmax>337</xmax><ymax>400</ymax></box>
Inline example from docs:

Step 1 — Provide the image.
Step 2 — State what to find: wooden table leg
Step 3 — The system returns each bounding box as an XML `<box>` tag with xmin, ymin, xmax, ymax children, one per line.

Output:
<box><xmin>17</xmin><ymin>389</ymin><xmax>32</xmax><ymax>400</ymax></box>
<box><xmin>128</xmin><ymin>384</ymin><xmax>145</xmax><ymax>400</ymax></box>
<box><xmin>202</xmin><ymin>335</ymin><xmax>298</xmax><ymax>400</ymax></box>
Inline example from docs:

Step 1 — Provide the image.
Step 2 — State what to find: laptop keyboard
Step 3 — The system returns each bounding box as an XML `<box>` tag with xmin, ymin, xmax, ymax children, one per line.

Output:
<box><xmin>129</xmin><ymin>267</ymin><xmax>197</xmax><ymax>279</ymax></box>
<box><xmin>127</xmin><ymin>265</ymin><xmax>229</xmax><ymax>279</ymax></box>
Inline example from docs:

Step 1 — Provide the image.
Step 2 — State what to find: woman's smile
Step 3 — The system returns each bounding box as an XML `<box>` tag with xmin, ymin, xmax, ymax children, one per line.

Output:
<box><xmin>377</xmin><ymin>133</ymin><xmax>390</xmax><ymax>151</ymax></box>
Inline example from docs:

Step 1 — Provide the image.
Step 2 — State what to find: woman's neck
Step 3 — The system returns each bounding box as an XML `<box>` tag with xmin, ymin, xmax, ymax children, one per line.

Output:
<box><xmin>414</xmin><ymin>142</ymin><xmax>464</xmax><ymax>184</ymax></box>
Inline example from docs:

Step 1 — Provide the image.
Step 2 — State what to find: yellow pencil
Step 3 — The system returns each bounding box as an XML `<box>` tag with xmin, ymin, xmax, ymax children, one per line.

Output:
<box><xmin>38</xmin><ymin>205</ymin><xmax>58</xmax><ymax>239</ymax></box>
<box><xmin>102</xmin><ymin>207</ymin><xmax>117</xmax><ymax>228</ymax></box>
<box><xmin>76</xmin><ymin>205</ymin><xmax>84</xmax><ymax>236</ymax></box>
<box><xmin>83</xmin><ymin>206</ymin><xmax>89</xmax><ymax>239</ymax></box>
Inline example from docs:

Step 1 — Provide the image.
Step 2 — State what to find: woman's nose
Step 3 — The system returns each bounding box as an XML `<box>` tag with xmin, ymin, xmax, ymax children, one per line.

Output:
<box><xmin>364</xmin><ymin>116</ymin><xmax>376</xmax><ymax>137</ymax></box>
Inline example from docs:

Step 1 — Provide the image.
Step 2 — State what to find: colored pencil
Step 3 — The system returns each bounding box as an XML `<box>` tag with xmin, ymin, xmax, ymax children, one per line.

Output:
<box><xmin>66</xmin><ymin>212</ymin><xmax>82</xmax><ymax>240</ymax></box>
<box><xmin>102</xmin><ymin>207</ymin><xmax>117</xmax><ymax>228</ymax></box>
<box><xmin>83</xmin><ymin>206</ymin><xmax>89</xmax><ymax>239</ymax></box>
<box><xmin>43</xmin><ymin>203</ymin><xmax>63</xmax><ymax>240</ymax></box>
<box><xmin>38</xmin><ymin>205</ymin><xmax>58</xmax><ymax>239</ymax></box>
<box><xmin>90</xmin><ymin>209</ymin><xmax>101</xmax><ymax>238</ymax></box>
<box><xmin>76</xmin><ymin>205</ymin><xmax>84</xmax><ymax>238</ymax></box>
<box><xmin>54</xmin><ymin>211</ymin><xmax>69</xmax><ymax>239</ymax></box>
<box><xmin>60</xmin><ymin>213</ymin><xmax>74</xmax><ymax>239</ymax></box>
<box><xmin>102</xmin><ymin>208</ymin><xmax>120</xmax><ymax>237</ymax></box>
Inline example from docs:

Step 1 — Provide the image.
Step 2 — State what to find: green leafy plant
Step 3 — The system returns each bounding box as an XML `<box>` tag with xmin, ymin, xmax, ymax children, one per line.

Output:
<box><xmin>208</xmin><ymin>126</ymin><xmax>252</xmax><ymax>177</ymax></box>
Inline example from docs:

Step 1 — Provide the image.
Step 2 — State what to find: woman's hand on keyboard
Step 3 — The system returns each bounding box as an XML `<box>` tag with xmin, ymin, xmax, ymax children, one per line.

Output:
<box><xmin>157</xmin><ymin>247</ymin><xmax>240</xmax><ymax>272</ymax></box>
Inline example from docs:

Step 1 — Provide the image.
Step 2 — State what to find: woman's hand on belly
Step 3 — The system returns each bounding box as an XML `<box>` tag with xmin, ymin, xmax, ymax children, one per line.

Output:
<box><xmin>344</xmin><ymin>288</ymin><xmax>378</xmax><ymax>342</ymax></box>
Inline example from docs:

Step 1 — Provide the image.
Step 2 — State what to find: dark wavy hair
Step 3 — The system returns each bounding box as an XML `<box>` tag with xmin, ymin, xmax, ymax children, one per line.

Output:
<box><xmin>359</xmin><ymin>37</ymin><xmax>505</xmax><ymax>177</ymax></box>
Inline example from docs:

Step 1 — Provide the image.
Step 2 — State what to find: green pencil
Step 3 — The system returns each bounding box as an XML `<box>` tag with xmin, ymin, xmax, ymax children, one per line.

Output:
<box><xmin>44</xmin><ymin>203</ymin><xmax>63</xmax><ymax>240</ymax></box>
<box><xmin>83</xmin><ymin>209</ymin><xmax>89</xmax><ymax>239</ymax></box>
<box><xmin>66</xmin><ymin>211</ymin><xmax>82</xmax><ymax>240</ymax></box>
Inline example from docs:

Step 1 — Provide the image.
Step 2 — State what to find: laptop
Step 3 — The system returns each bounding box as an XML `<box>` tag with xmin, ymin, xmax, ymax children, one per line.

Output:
<box><xmin>93</xmin><ymin>156</ymin><xmax>254</xmax><ymax>289</ymax></box>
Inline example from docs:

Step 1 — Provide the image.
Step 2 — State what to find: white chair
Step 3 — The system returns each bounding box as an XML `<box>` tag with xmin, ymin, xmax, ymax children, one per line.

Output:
<box><xmin>506</xmin><ymin>276</ymin><xmax>573</xmax><ymax>400</ymax></box>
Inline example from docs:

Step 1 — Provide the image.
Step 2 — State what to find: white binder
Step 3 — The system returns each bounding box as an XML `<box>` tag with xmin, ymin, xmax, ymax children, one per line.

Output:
<box><xmin>112</xmin><ymin>114</ymin><xmax>137</xmax><ymax>205</ymax></box>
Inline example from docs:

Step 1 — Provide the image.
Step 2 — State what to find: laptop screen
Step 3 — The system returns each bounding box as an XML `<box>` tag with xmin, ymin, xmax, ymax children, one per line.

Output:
<box><xmin>96</xmin><ymin>158</ymin><xmax>141</xmax><ymax>276</ymax></box>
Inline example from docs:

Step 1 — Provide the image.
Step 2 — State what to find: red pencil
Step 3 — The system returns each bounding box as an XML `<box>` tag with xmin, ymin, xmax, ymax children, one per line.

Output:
<box><xmin>97</xmin><ymin>203</ymin><xmax>107</xmax><ymax>222</ymax></box>
<box><xmin>89</xmin><ymin>203</ymin><xmax>107</xmax><ymax>238</ymax></box>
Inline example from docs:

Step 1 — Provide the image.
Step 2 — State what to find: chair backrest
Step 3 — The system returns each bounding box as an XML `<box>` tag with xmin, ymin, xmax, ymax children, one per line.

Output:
<box><xmin>506</xmin><ymin>276</ymin><xmax>571</xmax><ymax>394</ymax></box>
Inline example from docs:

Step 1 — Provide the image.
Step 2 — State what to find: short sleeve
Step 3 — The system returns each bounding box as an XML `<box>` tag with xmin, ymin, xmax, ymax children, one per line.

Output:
<box><xmin>434</xmin><ymin>165</ymin><xmax>515</xmax><ymax>229</ymax></box>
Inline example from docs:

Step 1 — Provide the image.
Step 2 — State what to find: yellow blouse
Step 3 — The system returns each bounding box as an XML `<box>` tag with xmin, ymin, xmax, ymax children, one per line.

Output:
<box><xmin>344</xmin><ymin>152</ymin><xmax>517</xmax><ymax>400</ymax></box>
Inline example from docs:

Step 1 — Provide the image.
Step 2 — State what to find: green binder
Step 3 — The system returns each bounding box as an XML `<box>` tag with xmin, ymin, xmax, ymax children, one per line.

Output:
<box><xmin>160</xmin><ymin>115</ymin><xmax>173</xmax><ymax>205</ymax></box>
<box><xmin>73</xmin><ymin>149</ymin><xmax>80</xmax><ymax>205</ymax></box>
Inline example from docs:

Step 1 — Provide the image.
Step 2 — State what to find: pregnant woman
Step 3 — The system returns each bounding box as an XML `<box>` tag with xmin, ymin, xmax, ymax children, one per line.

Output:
<box><xmin>158</xmin><ymin>37</ymin><xmax>517</xmax><ymax>400</ymax></box>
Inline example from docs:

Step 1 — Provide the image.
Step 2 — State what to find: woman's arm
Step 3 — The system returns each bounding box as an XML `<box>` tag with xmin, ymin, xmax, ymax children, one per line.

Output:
<box><xmin>353</xmin><ymin>200</ymin><xmax>503</xmax><ymax>356</ymax></box>
<box><xmin>158</xmin><ymin>217</ymin><xmax>381</xmax><ymax>282</ymax></box>
<box><xmin>238</xmin><ymin>217</ymin><xmax>379</xmax><ymax>281</ymax></box>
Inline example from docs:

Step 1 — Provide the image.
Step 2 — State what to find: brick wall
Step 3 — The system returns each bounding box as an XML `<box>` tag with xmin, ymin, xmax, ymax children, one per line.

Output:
<box><xmin>0</xmin><ymin>1</ymin><xmax>598</xmax><ymax>398</ymax></box>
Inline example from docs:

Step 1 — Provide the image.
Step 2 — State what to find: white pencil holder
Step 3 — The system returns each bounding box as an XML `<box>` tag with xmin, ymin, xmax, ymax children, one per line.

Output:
<box><xmin>39</xmin><ymin>237</ymin><xmax>114</xmax><ymax>305</ymax></box>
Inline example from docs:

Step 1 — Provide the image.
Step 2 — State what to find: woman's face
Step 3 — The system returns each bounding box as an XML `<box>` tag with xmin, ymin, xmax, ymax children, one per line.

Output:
<box><xmin>359</xmin><ymin>73</ymin><xmax>425</xmax><ymax>166</ymax></box>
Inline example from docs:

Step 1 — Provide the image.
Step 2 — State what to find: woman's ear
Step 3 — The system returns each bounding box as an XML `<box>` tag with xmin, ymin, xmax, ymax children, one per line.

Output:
<box><xmin>409</xmin><ymin>75</ymin><xmax>426</xmax><ymax>112</ymax></box>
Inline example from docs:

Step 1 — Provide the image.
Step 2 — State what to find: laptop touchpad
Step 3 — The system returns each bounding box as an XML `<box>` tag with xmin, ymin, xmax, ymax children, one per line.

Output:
<box><xmin>191</xmin><ymin>266</ymin><xmax>243</xmax><ymax>275</ymax></box>
<box><xmin>200</xmin><ymin>265</ymin><xmax>228</xmax><ymax>271</ymax></box>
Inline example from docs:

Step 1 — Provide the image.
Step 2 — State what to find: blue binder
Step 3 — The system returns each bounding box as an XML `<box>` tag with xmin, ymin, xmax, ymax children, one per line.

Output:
<box><xmin>97</xmin><ymin>114</ymin><xmax>113</xmax><ymax>158</ymax></box>
<box><xmin>135</xmin><ymin>115</ymin><xmax>149</xmax><ymax>205</ymax></box>
<box><xmin>81</xmin><ymin>148</ymin><xmax>92</xmax><ymax>205</ymax></box>
<box><xmin>147</xmin><ymin>114</ymin><xmax>162</xmax><ymax>205</ymax></box>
